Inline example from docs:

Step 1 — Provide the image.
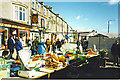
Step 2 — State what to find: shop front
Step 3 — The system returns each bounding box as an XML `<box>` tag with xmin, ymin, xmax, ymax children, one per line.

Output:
<box><xmin>30</xmin><ymin>30</ymin><xmax>40</xmax><ymax>41</ymax></box>
<box><xmin>0</xmin><ymin>26</ymin><xmax>8</xmax><ymax>49</ymax></box>
<box><xmin>0</xmin><ymin>18</ymin><xmax>31</xmax><ymax>49</ymax></box>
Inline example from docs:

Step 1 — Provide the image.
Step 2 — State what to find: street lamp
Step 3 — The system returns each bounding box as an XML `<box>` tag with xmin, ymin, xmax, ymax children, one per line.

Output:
<box><xmin>108</xmin><ymin>20</ymin><xmax>115</xmax><ymax>33</ymax></box>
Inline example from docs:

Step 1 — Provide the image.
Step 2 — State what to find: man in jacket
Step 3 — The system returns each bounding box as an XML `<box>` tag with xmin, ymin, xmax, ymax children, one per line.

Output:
<box><xmin>15</xmin><ymin>37</ymin><xmax>23</xmax><ymax>60</ymax></box>
<box><xmin>56</xmin><ymin>38</ymin><xmax>61</xmax><ymax>51</ymax></box>
<box><xmin>7</xmin><ymin>36</ymin><xmax>15</xmax><ymax>60</ymax></box>
<box><xmin>111</xmin><ymin>40</ymin><xmax>119</xmax><ymax>66</ymax></box>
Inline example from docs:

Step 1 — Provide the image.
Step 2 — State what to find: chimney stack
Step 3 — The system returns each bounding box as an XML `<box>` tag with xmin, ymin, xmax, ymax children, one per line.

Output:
<box><xmin>49</xmin><ymin>6</ymin><xmax>53</xmax><ymax>11</ymax></box>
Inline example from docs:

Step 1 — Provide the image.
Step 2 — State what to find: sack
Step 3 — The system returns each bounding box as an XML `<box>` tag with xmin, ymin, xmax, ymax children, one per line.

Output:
<box><xmin>12</xmin><ymin>49</ymin><xmax>17</xmax><ymax>59</ymax></box>
<box><xmin>2</xmin><ymin>50</ymin><xmax>9</xmax><ymax>58</ymax></box>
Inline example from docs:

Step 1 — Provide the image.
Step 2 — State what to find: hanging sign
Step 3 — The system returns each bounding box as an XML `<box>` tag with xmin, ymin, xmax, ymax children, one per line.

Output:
<box><xmin>32</xmin><ymin>14</ymin><xmax>38</xmax><ymax>24</ymax></box>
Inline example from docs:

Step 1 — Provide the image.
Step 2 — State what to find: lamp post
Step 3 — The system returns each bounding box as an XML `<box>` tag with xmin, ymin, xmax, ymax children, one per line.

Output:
<box><xmin>108</xmin><ymin>20</ymin><xmax>115</xmax><ymax>33</ymax></box>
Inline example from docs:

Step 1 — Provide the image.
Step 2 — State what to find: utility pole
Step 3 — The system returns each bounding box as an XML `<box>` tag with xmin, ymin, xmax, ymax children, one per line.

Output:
<box><xmin>108</xmin><ymin>20</ymin><xmax>115</xmax><ymax>33</ymax></box>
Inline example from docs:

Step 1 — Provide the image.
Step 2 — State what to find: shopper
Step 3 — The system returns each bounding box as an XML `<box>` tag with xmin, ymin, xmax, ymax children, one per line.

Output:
<box><xmin>37</xmin><ymin>39</ymin><xmax>46</xmax><ymax>55</ymax></box>
<box><xmin>111</xmin><ymin>40</ymin><xmax>119</xmax><ymax>66</ymax></box>
<box><xmin>34</xmin><ymin>37</ymin><xmax>39</xmax><ymax>50</ymax></box>
<box><xmin>82</xmin><ymin>40</ymin><xmax>86</xmax><ymax>52</ymax></box>
<box><xmin>15</xmin><ymin>37</ymin><xmax>23</xmax><ymax>60</ymax></box>
<box><xmin>56</xmin><ymin>38</ymin><xmax>61</xmax><ymax>51</ymax></box>
<box><xmin>76</xmin><ymin>40</ymin><xmax>80</xmax><ymax>47</ymax></box>
<box><xmin>85</xmin><ymin>40</ymin><xmax>88</xmax><ymax>51</ymax></box>
<box><xmin>61</xmin><ymin>39</ymin><xmax>64</xmax><ymax>45</ymax></box>
<box><xmin>7</xmin><ymin>36</ymin><xmax>15</xmax><ymax>60</ymax></box>
<box><xmin>27</xmin><ymin>39</ymin><xmax>31</xmax><ymax>50</ymax></box>
<box><xmin>31</xmin><ymin>37</ymin><xmax>39</xmax><ymax>55</ymax></box>
<box><xmin>45</xmin><ymin>39</ymin><xmax>51</xmax><ymax>52</ymax></box>
<box><xmin>52</xmin><ymin>42</ymin><xmax>56</xmax><ymax>53</ymax></box>
<box><xmin>31</xmin><ymin>40</ymin><xmax>37</xmax><ymax>55</ymax></box>
<box><xmin>119</xmin><ymin>43</ymin><xmax>120</xmax><ymax>62</ymax></box>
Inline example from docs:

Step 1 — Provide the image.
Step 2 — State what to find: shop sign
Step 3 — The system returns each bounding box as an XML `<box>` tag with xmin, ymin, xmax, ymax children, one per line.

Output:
<box><xmin>0</xmin><ymin>23</ymin><xmax>30</xmax><ymax>30</ymax></box>
<box><xmin>32</xmin><ymin>14</ymin><xmax>38</xmax><ymax>24</ymax></box>
<box><xmin>16</xmin><ymin>21</ymin><xmax>27</xmax><ymax>24</ymax></box>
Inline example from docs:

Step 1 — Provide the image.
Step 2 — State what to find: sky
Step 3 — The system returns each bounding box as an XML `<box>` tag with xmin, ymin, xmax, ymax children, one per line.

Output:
<box><xmin>42</xmin><ymin>0</ymin><xmax>119</xmax><ymax>34</ymax></box>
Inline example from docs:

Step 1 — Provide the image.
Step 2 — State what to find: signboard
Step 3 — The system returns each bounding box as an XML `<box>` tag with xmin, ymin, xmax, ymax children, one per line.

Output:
<box><xmin>41</xmin><ymin>18</ymin><xmax>45</xmax><ymax>28</ymax></box>
<box><xmin>0</xmin><ymin>23</ymin><xmax>30</xmax><ymax>30</ymax></box>
<box><xmin>32</xmin><ymin>14</ymin><xmax>38</xmax><ymax>24</ymax></box>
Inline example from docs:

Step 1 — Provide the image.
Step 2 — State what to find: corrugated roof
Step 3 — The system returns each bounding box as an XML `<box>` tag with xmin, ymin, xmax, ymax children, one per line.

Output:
<box><xmin>102</xmin><ymin>33</ymin><xmax>119</xmax><ymax>38</ymax></box>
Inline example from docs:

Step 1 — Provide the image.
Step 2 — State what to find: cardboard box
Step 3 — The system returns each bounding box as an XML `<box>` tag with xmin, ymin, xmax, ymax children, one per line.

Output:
<box><xmin>0</xmin><ymin>70</ymin><xmax>8</xmax><ymax>78</ymax></box>
<box><xmin>0</xmin><ymin>64</ymin><xmax>10</xmax><ymax>78</ymax></box>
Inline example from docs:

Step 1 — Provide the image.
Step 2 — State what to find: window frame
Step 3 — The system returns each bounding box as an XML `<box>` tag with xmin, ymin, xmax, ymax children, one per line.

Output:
<box><xmin>38</xmin><ymin>4</ymin><xmax>40</xmax><ymax>12</ymax></box>
<box><xmin>13</xmin><ymin>5</ymin><xmax>26</xmax><ymax>22</ymax></box>
<box><xmin>44</xmin><ymin>8</ymin><xmax>46</xmax><ymax>16</ymax></box>
<box><xmin>32</xmin><ymin>1</ymin><xmax>35</xmax><ymax>9</ymax></box>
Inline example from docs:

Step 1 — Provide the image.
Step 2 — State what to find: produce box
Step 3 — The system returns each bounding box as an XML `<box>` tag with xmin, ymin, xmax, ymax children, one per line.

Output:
<box><xmin>0</xmin><ymin>70</ymin><xmax>8</xmax><ymax>78</ymax></box>
<box><xmin>0</xmin><ymin>64</ymin><xmax>10</xmax><ymax>78</ymax></box>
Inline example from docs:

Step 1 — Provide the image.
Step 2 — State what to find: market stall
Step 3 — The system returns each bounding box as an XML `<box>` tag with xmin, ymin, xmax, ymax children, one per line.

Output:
<box><xmin>0</xmin><ymin>46</ymin><xmax>100</xmax><ymax>79</ymax></box>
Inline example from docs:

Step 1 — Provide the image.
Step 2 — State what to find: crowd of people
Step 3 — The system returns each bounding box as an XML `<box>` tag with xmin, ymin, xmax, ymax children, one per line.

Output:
<box><xmin>7</xmin><ymin>36</ymin><xmax>23</xmax><ymax>60</ymax></box>
<box><xmin>6</xmin><ymin>35</ymin><xmax>67</xmax><ymax>60</ymax></box>
<box><xmin>30</xmin><ymin>37</ymin><xmax>66</xmax><ymax>56</ymax></box>
<box><xmin>76</xmin><ymin>39</ymin><xmax>89</xmax><ymax>52</ymax></box>
<box><xmin>5</xmin><ymin>35</ymin><xmax>120</xmax><ymax>67</ymax></box>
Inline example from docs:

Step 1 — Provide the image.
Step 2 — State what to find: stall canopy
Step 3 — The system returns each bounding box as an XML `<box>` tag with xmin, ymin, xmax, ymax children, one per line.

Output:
<box><xmin>0</xmin><ymin>26</ymin><xmax>5</xmax><ymax>32</ymax></box>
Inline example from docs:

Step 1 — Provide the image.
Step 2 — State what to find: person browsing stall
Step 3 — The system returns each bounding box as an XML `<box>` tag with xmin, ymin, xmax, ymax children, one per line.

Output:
<box><xmin>7</xmin><ymin>36</ymin><xmax>15</xmax><ymax>60</ymax></box>
<box><xmin>15</xmin><ymin>37</ymin><xmax>23</xmax><ymax>60</ymax></box>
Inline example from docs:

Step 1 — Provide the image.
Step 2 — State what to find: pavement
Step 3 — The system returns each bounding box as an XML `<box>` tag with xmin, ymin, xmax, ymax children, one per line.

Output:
<box><xmin>62</xmin><ymin>43</ymin><xmax>77</xmax><ymax>50</ymax></box>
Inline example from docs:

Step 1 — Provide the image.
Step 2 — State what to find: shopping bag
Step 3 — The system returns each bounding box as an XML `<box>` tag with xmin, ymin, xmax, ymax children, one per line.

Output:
<box><xmin>12</xmin><ymin>49</ymin><xmax>17</xmax><ymax>59</ymax></box>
